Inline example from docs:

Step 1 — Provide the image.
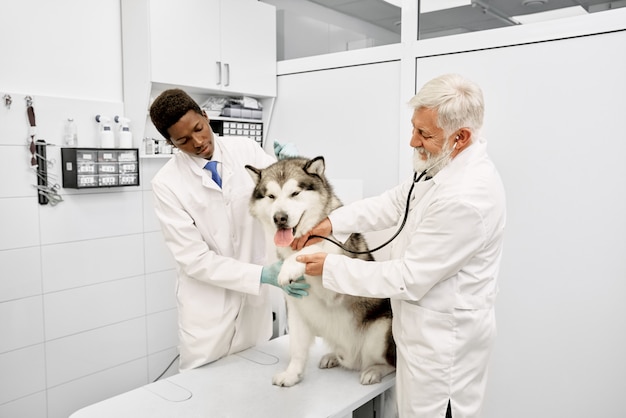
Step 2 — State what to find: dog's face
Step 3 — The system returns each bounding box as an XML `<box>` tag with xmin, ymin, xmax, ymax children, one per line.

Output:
<box><xmin>246</xmin><ymin>157</ymin><xmax>329</xmax><ymax>247</ymax></box>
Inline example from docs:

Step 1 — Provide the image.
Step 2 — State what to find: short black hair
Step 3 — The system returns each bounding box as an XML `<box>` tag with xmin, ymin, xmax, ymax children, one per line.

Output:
<box><xmin>149</xmin><ymin>89</ymin><xmax>203</xmax><ymax>141</ymax></box>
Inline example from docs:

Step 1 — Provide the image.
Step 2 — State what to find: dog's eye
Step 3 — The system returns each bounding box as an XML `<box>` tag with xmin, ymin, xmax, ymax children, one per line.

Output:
<box><xmin>291</xmin><ymin>191</ymin><xmax>300</xmax><ymax>197</ymax></box>
<box><xmin>267</xmin><ymin>194</ymin><xmax>275</xmax><ymax>199</ymax></box>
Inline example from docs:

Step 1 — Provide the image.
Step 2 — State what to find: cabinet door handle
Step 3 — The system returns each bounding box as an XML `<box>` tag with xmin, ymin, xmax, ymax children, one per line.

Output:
<box><xmin>216</xmin><ymin>61</ymin><xmax>222</xmax><ymax>86</ymax></box>
<box><xmin>224</xmin><ymin>63</ymin><xmax>230</xmax><ymax>87</ymax></box>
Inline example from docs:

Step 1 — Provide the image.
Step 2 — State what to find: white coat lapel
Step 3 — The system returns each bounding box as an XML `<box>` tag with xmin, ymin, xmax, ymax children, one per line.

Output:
<box><xmin>179</xmin><ymin>152</ymin><xmax>222</xmax><ymax>191</ymax></box>
<box><xmin>409</xmin><ymin>179</ymin><xmax>435</xmax><ymax>207</ymax></box>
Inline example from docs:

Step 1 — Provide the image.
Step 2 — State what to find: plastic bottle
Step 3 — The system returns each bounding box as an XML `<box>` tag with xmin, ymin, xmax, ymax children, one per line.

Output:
<box><xmin>119</xmin><ymin>126</ymin><xmax>132</xmax><ymax>148</ymax></box>
<box><xmin>116</xmin><ymin>116</ymin><xmax>133</xmax><ymax>148</ymax></box>
<box><xmin>144</xmin><ymin>137</ymin><xmax>155</xmax><ymax>155</ymax></box>
<box><xmin>64</xmin><ymin>118</ymin><xmax>78</xmax><ymax>146</ymax></box>
<box><xmin>96</xmin><ymin>115</ymin><xmax>115</xmax><ymax>148</ymax></box>
<box><xmin>101</xmin><ymin>125</ymin><xmax>114</xmax><ymax>148</ymax></box>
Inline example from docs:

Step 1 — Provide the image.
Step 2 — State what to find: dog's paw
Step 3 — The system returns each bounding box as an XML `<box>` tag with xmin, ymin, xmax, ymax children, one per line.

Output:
<box><xmin>359</xmin><ymin>364</ymin><xmax>395</xmax><ymax>385</ymax></box>
<box><xmin>277</xmin><ymin>258</ymin><xmax>306</xmax><ymax>286</ymax></box>
<box><xmin>360</xmin><ymin>368</ymin><xmax>383</xmax><ymax>385</ymax></box>
<box><xmin>272</xmin><ymin>370</ymin><xmax>302</xmax><ymax>387</ymax></box>
<box><xmin>318</xmin><ymin>353</ymin><xmax>340</xmax><ymax>369</ymax></box>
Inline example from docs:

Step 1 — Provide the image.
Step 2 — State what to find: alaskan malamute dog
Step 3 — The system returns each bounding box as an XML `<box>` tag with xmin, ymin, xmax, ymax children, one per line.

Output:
<box><xmin>246</xmin><ymin>156</ymin><xmax>396</xmax><ymax>387</ymax></box>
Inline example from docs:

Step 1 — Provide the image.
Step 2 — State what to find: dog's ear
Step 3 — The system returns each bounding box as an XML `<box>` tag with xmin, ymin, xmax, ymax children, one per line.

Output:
<box><xmin>303</xmin><ymin>156</ymin><xmax>325</xmax><ymax>177</ymax></box>
<box><xmin>245</xmin><ymin>165</ymin><xmax>262</xmax><ymax>184</ymax></box>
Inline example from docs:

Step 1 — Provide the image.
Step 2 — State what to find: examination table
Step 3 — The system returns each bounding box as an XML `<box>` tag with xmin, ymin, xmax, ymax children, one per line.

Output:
<box><xmin>69</xmin><ymin>335</ymin><xmax>395</xmax><ymax>418</ymax></box>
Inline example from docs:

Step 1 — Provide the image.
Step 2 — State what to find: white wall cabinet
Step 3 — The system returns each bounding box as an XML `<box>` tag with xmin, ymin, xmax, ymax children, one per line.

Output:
<box><xmin>147</xmin><ymin>0</ymin><xmax>221</xmax><ymax>90</ymax></box>
<box><xmin>121</xmin><ymin>0</ymin><xmax>276</xmax><ymax>146</ymax></box>
<box><xmin>219</xmin><ymin>0</ymin><xmax>276</xmax><ymax>96</ymax></box>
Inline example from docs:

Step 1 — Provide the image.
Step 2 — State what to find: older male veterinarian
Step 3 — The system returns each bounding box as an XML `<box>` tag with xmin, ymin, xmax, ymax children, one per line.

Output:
<box><xmin>294</xmin><ymin>74</ymin><xmax>506</xmax><ymax>417</ymax></box>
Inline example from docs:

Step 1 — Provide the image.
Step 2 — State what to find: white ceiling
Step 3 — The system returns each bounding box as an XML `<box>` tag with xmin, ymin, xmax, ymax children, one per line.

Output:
<box><xmin>306</xmin><ymin>0</ymin><xmax>625</xmax><ymax>38</ymax></box>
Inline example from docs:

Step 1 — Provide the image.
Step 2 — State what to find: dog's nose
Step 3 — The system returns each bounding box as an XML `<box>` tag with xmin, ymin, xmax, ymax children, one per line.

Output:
<box><xmin>273</xmin><ymin>211</ymin><xmax>289</xmax><ymax>227</ymax></box>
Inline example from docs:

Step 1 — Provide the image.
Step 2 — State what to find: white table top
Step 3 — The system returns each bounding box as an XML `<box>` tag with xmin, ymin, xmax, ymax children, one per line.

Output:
<box><xmin>70</xmin><ymin>335</ymin><xmax>395</xmax><ymax>418</ymax></box>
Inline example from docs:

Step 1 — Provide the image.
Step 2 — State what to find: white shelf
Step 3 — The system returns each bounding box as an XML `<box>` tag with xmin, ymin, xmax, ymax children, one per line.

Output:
<box><xmin>140</xmin><ymin>153</ymin><xmax>175</xmax><ymax>159</ymax></box>
<box><xmin>210</xmin><ymin>115</ymin><xmax>264</xmax><ymax>124</ymax></box>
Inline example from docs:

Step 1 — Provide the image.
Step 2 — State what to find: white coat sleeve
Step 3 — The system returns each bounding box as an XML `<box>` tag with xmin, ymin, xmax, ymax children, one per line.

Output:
<box><xmin>152</xmin><ymin>179</ymin><xmax>265</xmax><ymax>296</ymax></box>
<box><xmin>323</xmin><ymin>198</ymin><xmax>487</xmax><ymax>301</ymax></box>
<box><xmin>152</xmin><ymin>142</ymin><xmax>275</xmax><ymax>296</ymax></box>
<box><xmin>329</xmin><ymin>180</ymin><xmax>412</xmax><ymax>242</ymax></box>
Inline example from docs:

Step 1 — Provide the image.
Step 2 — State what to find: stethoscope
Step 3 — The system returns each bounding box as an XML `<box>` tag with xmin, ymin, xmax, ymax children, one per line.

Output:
<box><xmin>306</xmin><ymin>140</ymin><xmax>458</xmax><ymax>255</ymax></box>
<box><xmin>306</xmin><ymin>169</ymin><xmax>428</xmax><ymax>254</ymax></box>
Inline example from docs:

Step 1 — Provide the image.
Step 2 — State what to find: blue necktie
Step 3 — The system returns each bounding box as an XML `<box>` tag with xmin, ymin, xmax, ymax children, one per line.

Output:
<box><xmin>204</xmin><ymin>160</ymin><xmax>222</xmax><ymax>188</ymax></box>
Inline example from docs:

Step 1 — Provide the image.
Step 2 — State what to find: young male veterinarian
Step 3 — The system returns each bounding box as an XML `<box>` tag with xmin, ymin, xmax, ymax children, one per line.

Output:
<box><xmin>149</xmin><ymin>89</ymin><xmax>307</xmax><ymax>371</ymax></box>
<box><xmin>295</xmin><ymin>73</ymin><xmax>506</xmax><ymax>417</ymax></box>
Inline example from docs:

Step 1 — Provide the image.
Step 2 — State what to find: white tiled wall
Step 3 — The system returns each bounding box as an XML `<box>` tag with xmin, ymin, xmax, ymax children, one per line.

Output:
<box><xmin>46</xmin><ymin>359</ymin><xmax>148</xmax><ymax>418</ymax></box>
<box><xmin>0</xmin><ymin>392</ymin><xmax>47</xmax><ymax>418</ymax></box>
<box><xmin>0</xmin><ymin>3</ymin><xmax>180</xmax><ymax>416</ymax></box>
<box><xmin>0</xmin><ymin>95</ymin><xmax>178</xmax><ymax>418</ymax></box>
<box><xmin>43</xmin><ymin>276</ymin><xmax>146</xmax><ymax>340</ymax></box>
<box><xmin>41</xmin><ymin>235</ymin><xmax>145</xmax><ymax>293</ymax></box>
<box><xmin>0</xmin><ymin>247</ymin><xmax>42</xmax><ymax>301</ymax></box>
<box><xmin>0</xmin><ymin>345</ymin><xmax>47</xmax><ymax>405</ymax></box>
<box><xmin>0</xmin><ymin>197</ymin><xmax>40</xmax><ymax>250</ymax></box>
<box><xmin>0</xmin><ymin>296</ymin><xmax>44</xmax><ymax>353</ymax></box>
<box><xmin>38</xmin><ymin>191</ymin><xmax>144</xmax><ymax>245</ymax></box>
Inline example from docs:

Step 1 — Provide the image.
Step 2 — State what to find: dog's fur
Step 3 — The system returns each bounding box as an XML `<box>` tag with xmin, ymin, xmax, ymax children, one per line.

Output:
<box><xmin>246</xmin><ymin>156</ymin><xmax>396</xmax><ymax>387</ymax></box>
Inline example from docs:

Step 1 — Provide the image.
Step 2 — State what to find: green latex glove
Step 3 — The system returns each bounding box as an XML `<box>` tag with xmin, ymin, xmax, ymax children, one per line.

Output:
<box><xmin>261</xmin><ymin>260</ymin><xmax>309</xmax><ymax>298</ymax></box>
<box><xmin>273</xmin><ymin>140</ymin><xmax>299</xmax><ymax>160</ymax></box>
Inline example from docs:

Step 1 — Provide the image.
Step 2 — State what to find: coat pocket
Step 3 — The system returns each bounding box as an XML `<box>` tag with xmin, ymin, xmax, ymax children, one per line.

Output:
<box><xmin>177</xmin><ymin>275</ymin><xmax>226</xmax><ymax>330</ymax></box>
<box><xmin>398</xmin><ymin>302</ymin><xmax>456</xmax><ymax>368</ymax></box>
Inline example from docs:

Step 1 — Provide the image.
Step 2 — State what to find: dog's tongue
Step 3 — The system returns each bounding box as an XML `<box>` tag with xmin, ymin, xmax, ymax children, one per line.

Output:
<box><xmin>274</xmin><ymin>228</ymin><xmax>294</xmax><ymax>247</ymax></box>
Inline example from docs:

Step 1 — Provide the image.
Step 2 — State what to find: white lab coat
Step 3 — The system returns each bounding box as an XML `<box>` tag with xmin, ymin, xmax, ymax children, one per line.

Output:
<box><xmin>323</xmin><ymin>141</ymin><xmax>506</xmax><ymax>417</ymax></box>
<box><xmin>152</xmin><ymin>136</ymin><xmax>277</xmax><ymax>371</ymax></box>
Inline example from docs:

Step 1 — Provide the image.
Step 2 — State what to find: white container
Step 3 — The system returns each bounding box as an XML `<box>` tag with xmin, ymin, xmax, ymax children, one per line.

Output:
<box><xmin>100</xmin><ymin>126</ymin><xmax>115</xmax><ymax>148</ymax></box>
<box><xmin>144</xmin><ymin>137</ymin><xmax>155</xmax><ymax>155</ymax></box>
<box><xmin>115</xmin><ymin>116</ymin><xmax>133</xmax><ymax>148</ymax></box>
<box><xmin>119</xmin><ymin>126</ymin><xmax>133</xmax><ymax>148</ymax></box>
<box><xmin>64</xmin><ymin>118</ymin><xmax>78</xmax><ymax>146</ymax></box>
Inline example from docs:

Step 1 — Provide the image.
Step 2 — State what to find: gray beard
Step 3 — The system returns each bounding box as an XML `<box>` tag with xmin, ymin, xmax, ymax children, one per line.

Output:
<box><xmin>412</xmin><ymin>141</ymin><xmax>452</xmax><ymax>177</ymax></box>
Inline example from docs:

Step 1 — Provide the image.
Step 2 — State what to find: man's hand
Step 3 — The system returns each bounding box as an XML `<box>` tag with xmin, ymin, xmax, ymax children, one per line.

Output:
<box><xmin>295</xmin><ymin>253</ymin><xmax>328</xmax><ymax>276</ymax></box>
<box><xmin>291</xmin><ymin>218</ymin><xmax>333</xmax><ymax>251</ymax></box>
